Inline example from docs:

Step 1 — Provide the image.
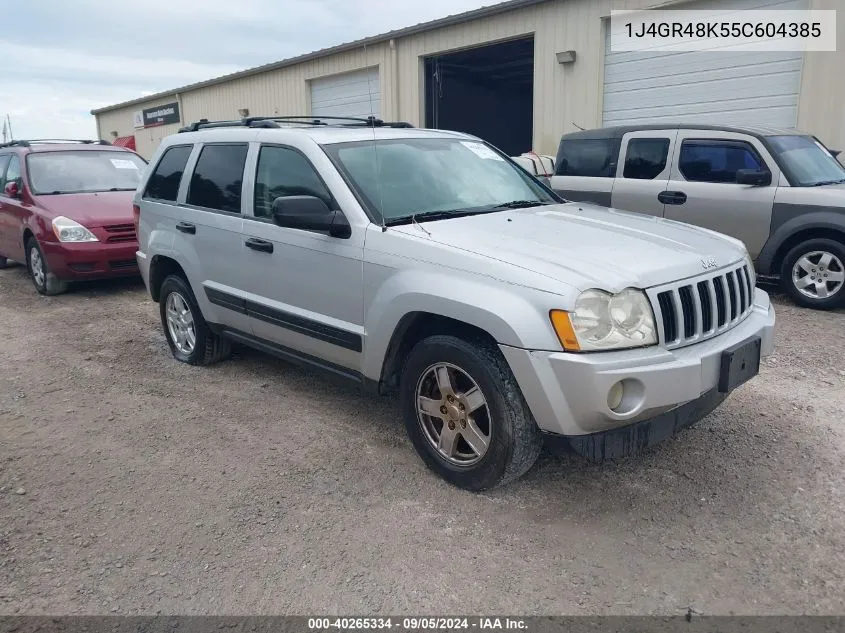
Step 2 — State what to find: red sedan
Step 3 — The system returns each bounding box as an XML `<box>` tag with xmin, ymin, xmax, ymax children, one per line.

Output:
<box><xmin>0</xmin><ymin>140</ymin><xmax>147</xmax><ymax>295</ymax></box>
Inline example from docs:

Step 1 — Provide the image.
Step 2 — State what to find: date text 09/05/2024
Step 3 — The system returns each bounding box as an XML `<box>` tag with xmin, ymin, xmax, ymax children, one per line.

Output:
<box><xmin>308</xmin><ymin>618</ymin><xmax>528</xmax><ymax>630</ymax></box>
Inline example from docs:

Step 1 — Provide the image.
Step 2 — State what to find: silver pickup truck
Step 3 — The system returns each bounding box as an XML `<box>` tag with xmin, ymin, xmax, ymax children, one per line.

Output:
<box><xmin>551</xmin><ymin>124</ymin><xmax>845</xmax><ymax>310</ymax></box>
<box><xmin>135</xmin><ymin>117</ymin><xmax>775</xmax><ymax>490</ymax></box>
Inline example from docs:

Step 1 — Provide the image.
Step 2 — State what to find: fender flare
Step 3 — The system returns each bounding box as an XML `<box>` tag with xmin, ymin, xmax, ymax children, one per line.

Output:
<box><xmin>757</xmin><ymin>210</ymin><xmax>845</xmax><ymax>275</ymax></box>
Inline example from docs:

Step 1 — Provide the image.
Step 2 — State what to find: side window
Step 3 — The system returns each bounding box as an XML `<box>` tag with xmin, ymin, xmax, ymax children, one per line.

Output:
<box><xmin>623</xmin><ymin>138</ymin><xmax>670</xmax><ymax>180</ymax></box>
<box><xmin>253</xmin><ymin>145</ymin><xmax>333</xmax><ymax>219</ymax></box>
<box><xmin>679</xmin><ymin>140</ymin><xmax>764</xmax><ymax>184</ymax></box>
<box><xmin>555</xmin><ymin>139</ymin><xmax>617</xmax><ymax>177</ymax></box>
<box><xmin>187</xmin><ymin>144</ymin><xmax>248</xmax><ymax>213</ymax></box>
<box><xmin>5</xmin><ymin>156</ymin><xmax>21</xmax><ymax>187</ymax></box>
<box><xmin>0</xmin><ymin>155</ymin><xmax>10</xmax><ymax>190</ymax></box>
<box><xmin>144</xmin><ymin>145</ymin><xmax>192</xmax><ymax>201</ymax></box>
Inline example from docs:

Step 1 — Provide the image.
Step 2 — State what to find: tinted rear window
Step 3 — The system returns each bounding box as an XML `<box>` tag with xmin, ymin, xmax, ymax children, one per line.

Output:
<box><xmin>555</xmin><ymin>139</ymin><xmax>617</xmax><ymax>177</ymax></box>
<box><xmin>145</xmin><ymin>145</ymin><xmax>192</xmax><ymax>201</ymax></box>
<box><xmin>187</xmin><ymin>144</ymin><xmax>248</xmax><ymax>213</ymax></box>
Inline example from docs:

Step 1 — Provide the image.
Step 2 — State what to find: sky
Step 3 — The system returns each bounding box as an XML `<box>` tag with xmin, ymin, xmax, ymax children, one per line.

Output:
<box><xmin>2</xmin><ymin>0</ymin><xmax>500</xmax><ymax>140</ymax></box>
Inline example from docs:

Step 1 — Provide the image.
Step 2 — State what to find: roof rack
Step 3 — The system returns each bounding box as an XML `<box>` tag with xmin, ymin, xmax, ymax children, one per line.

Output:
<box><xmin>178</xmin><ymin>115</ymin><xmax>415</xmax><ymax>133</ymax></box>
<box><xmin>0</xmin><ymin>139</ymin><xmax>112</xmax><ymax>148</ymax></box>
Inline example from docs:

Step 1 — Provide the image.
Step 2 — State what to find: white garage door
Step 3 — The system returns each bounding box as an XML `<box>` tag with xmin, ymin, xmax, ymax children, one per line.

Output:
<box><xmin>310</xmin><ymin>68</ymin><xmax>381</xmax><ymax>119</ymax></box>
<box><xmin>602</xmin><ymin>0</ymin><xmax>806</xmax><ymax>129</ymax></box>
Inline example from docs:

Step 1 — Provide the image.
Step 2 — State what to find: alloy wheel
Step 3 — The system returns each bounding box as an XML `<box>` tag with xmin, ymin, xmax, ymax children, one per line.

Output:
<box><xmin>792</xmin><ymin>250</ymin><xmax>845</xmax><ymax>300</ymax></box>
<box><xmin>415</xmin><ymin>362</ymin><xmax>492</xmax><ymax>466</ymax></box>
<box><xmin>165</xmin><ymin>292</ymin><xmax>197</xmax><ymax>354</ymax></box>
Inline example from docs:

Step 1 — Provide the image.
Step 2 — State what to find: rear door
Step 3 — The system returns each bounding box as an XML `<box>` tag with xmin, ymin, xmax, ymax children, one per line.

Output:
<box><xmin>664</xmin><ymin>130</ymin><xmax>779</xmax><ymax>258</ymax></box>
<box><xmin>610</xmin><ymin>130</ymin><xmax>678</xmax><ymax>216</ymax></box>
<box><xmin>549</xmin><ymin>137</ymin><xmax>618</xmax><ymax>206</ymax></box>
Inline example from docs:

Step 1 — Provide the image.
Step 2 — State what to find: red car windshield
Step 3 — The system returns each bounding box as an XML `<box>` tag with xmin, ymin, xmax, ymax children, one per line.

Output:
<box><xmin>26</xmin><ymin>150</ymin><xmax>147</xmax><ymax>195</ymax></box>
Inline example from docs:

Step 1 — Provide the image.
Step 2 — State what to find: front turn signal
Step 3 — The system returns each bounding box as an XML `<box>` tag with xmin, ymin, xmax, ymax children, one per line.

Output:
<box><xmin>549</xmin><ymin>310</ymin><xmax>580</xmax><ymax>352</ymax></box>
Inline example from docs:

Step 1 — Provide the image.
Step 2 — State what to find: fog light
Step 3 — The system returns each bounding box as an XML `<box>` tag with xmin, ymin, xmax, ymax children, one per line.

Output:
<box><xmin>607</xmin><ymin>381</ymin><xmax>624</xmax><ymax>411</ymax></box>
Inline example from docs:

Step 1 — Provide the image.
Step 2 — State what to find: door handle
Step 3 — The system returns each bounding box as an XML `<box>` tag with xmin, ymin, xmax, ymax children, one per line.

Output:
<box><xmin>175</xmin><ymin>222</ymin><xmax>196</xmax><ymax>234</ymax></box>
<box><xmin>658</xmin><ymin>191</ymin><xmax>688</xmax><ymax>205</ymax></box>
<box><xmin>245</xmin><ymin>238</ymin><xmax>274</xmax><ymax>253</ymax></box>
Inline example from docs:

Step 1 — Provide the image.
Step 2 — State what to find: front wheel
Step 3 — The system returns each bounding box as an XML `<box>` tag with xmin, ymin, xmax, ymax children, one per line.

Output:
<box><xmin>399</xmin><ymin>334</ymin><xmax>542</xmax><ymax>491</ymax></box>
<box><xmin>781</xmin><ymin>238</ymin><xmax>845</xmax><ymax>310</ymax></box>
<box><xmin>0</xmin><ymin>255</ymin><xmax>8</xmax><ymax>269</ymax></box>
<box><xmin>26</xmin><ymin>238</ymin><xmax>67</xmax><ymax>296</ymax></box>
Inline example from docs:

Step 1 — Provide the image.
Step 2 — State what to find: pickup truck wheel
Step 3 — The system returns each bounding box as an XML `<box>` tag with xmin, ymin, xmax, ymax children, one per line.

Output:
<box><xmin>781</xmin><ymin>239</ymin><xmax>845</xmax><ymax>310</ymax></box>
<box><xmin>159</xmin><ymin>274</ymin><xmax>231</xmax><ymax>366</ymax></box>
<box><xmin>0</xmin><ymin>255</ymin><xmax>8</xmax><ymax>269</ymax></box>
<box><xmin>26</xmin><ymin>238</ymin><xmax>68</xmax><ymax>296</ymax></box>
<box><xmin>400</xmin><ymin>335</ymin><xmax>542</xmax><ymax>491</ymax></box>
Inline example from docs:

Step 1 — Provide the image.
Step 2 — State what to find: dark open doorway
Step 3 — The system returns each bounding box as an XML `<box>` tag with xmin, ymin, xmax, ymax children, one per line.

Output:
<box><xmin>424</xmin><ymin>36</ymin><xmax>534</xmax><ymax>156</ymax></box>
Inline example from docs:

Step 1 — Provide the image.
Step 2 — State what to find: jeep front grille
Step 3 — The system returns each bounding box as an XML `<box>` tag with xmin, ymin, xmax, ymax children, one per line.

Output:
<box><xmin>648</xmin><ymin>263</ymin><xmax>755</xmax><ymax>349</ymax></box>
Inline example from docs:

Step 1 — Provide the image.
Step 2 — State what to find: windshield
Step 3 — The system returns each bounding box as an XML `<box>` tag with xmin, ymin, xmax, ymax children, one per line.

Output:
<box><xmin>27</xmin><ymin>150</ymin><xmax>147</xmax><ymax>195</ymax></box>
<box><xmin>322</xmin><ymin>137</ymin><xmax>557</xmax><ymax>223</ymax></box>
<box><xmin>768</xmin><ymin>135</ymin><xmax>845</xmax><ymax>187</ymax></box>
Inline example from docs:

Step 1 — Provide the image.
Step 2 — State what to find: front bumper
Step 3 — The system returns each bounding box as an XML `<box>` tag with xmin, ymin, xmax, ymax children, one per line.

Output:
<box><xmin>500</xmin><ymin>288</ymin><xmax>775</xmax><ymax>442</ymax></box>
<box><xmin>41</xmin><ymin>240</ymin><xmax>139</xmax><ymax>280</ymax></box>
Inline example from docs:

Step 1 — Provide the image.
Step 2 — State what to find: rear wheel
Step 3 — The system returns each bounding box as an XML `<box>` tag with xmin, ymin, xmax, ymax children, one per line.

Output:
<box><xmin>159</xmin><ymin>274</ymin><xmax>230</xmax><ymax>365</ymax></box>
<box><xmin>26</xmin><ymin>238</ymin><xmax>68</xmax><ymax>296</ymax></box>
<box><xmin>399</xmin><ymin>334</ymin><xmax>542</xmax><ymax>491</ymax></box>
<box><xmin>781</xmin><ymin>238</ymin><xmax>845</xmax><ymax>310</ymax></box>
<box><xmin>0</xmin><ymin>255</ymin><xmax>8</xmax><ymax>269</ymax></box>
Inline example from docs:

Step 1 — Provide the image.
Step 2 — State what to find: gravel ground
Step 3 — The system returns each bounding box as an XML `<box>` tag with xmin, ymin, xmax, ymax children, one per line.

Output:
<box><xmin>1</xmin><ymin>263</ymin><xmax>844</xmax><ymax>616</ymax></box>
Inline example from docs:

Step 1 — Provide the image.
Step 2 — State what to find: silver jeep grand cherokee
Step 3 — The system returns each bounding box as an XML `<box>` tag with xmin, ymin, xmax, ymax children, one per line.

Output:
<box><xmin>134</xmin><ymin>116</ymin><xmax>775</xmax><ymax>491</ymax></box>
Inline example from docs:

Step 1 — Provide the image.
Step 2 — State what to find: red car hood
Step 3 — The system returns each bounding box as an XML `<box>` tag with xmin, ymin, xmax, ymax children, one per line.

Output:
<box><xmin>33</xmin><ymin>191</ymin><xmax>135</xmax><ymax>228</ymax></box>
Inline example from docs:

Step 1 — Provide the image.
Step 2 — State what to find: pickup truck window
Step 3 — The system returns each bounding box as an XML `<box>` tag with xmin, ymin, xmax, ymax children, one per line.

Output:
<box><xmin>679</xmin><ymin>140</ymin><xmax>763</xmax><ymax>184</ymax></box>
<box><xmin>0</xmin><ymin>154</ymin><xmax>10</xmax><ymax>190</ymax></box>
<box><xmin>623</xmin><ymin>138</ymin><xmax>670</xmax><ymax>180</ymax></box>
<box><xmin>555</xmin><ymin>139</ymin><xmax>616</xmax><ymax>177</ymax></box>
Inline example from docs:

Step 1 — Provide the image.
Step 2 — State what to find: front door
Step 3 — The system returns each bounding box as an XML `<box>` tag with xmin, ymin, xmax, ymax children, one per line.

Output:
<box><xmin>610</xmin><ymin>129</ymin><xmax>678</xmax><ymax>216</ymax></box>
<box><xmin>663</xmin><ymin>130</ymin><xmax>779</xmax><ymax>258</ymax></box>
<box><xmin>240</xmin><ymin>143</ymin><xmax>365</xmax><ymax>373</ymax></box>
<box><xmin>0</xmin><ymin>155</ymin><xmax>27</xmax><ymax>261</ymax></box>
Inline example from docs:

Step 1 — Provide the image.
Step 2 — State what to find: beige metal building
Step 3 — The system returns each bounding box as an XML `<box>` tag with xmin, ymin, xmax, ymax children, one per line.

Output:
<box><xmin>92</xmin><ymin>0</ymin><xmax>845</xmax><ymax>160</ymax></box>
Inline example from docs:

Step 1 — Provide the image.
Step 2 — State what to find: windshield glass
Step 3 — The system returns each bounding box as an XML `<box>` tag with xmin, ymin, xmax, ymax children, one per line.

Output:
<box><xmin>768</xmin><ymin>135</ymin><xmax>845</xmax><ymax>186</ymax></box>
<box><xmin>323</xmin><ymin>137</ymin><xmax>557</xmax><ymax>223</ymax></box>
<box><xmin>27</xmin><ymin>150</ymin><xmax>147</xmax><ymax>195</ymax></box>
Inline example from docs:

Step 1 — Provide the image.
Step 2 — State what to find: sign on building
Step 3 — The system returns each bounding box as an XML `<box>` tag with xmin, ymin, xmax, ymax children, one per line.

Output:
<box><xmin>140</xmin><ymin>102</ymin><xmax>181</xmax><ymax>128</ymax></box>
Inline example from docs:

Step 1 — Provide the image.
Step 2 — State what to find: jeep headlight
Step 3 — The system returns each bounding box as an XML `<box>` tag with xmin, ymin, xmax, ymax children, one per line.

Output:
<box><xmin>550</xmin><ymin>288</ymin><xmax>657</xmax><ymax>352</ymax></box>
<box><xmin>51</xmin><ymin>216</ymin><xmax>98</xmax><ymax>243</ymax></box>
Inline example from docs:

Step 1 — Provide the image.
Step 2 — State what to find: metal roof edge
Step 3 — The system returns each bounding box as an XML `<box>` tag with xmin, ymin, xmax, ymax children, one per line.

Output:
<box><xmin>90</xmin><ymin>0</ymin><xmax>548</xmax><ymax>115</ymax></box>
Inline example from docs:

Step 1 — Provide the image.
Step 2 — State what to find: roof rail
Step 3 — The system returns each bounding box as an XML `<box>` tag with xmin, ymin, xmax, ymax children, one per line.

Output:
<box><xmin>0</xmin><ymin>139</ymin><xmax>111</xmax><ymax>148</ymax></box>
<box><xmin>178</xmin><ymin>115</ymin><xmax>414</xmax><ymax>133</ymax></box>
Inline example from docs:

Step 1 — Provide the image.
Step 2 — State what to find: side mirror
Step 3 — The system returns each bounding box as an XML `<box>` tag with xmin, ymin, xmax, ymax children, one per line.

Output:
<box><xmin>4</xmin><ymin>181</ymin><xmax>19</xmax><ymax>198</ymax></box>
<box><xmin>271</xmin><ymin>195</ymin><xmax>351</xmax><ymax>239</ymax></box>
<box><xmin>736</xmin><ymin>169</ymin><xmax>772</xmax><ymax>187</ymax></box>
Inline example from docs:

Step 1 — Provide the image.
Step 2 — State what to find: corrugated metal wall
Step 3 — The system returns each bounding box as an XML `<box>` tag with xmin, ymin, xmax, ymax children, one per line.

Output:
<box><xmin>96</xmin><ymin>0</ymin><xmax>845</xmax><ymax>160</ymax></box>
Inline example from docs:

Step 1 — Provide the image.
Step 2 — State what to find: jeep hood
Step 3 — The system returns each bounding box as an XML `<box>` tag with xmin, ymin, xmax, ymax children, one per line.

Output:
<box><xmin>410</xmin><ymin>202</ymin><xmax>748</xmax><ymax>292</ymax></box>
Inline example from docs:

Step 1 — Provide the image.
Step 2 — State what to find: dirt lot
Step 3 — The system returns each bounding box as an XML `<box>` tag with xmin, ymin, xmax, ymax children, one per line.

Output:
<box><xmin>1</xmin><ymin>263</ymin><xmax>844</xmax><ymax>616</ymax></box>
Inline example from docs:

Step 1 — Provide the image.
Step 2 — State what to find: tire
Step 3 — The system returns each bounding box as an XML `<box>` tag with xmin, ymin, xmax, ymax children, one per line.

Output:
<box><xmin>26</xmin><ymin>238</ymin><xmax>68</xmax><ymax>296</ymax></box>
<box><xmin>0</xmin><ymin>255</ymin><xmax>8</xmax><ymax>269</ymax></box>
<box><xmin>781</xmin><ymin>238</ymin><xmax>845</xmax><ymax>310</ymax></box>
<box><xmin>159</xmin><ymin>274</ymin><xmax>231</xmax><ymax>366</ymax></box>
<box><xmin>399</xmin><ymin>334</ymin><xmax>542</xmax><ymax>491</ymax></box>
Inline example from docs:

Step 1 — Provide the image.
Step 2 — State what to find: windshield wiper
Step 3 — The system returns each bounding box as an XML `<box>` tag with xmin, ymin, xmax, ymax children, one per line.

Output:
<box><xmin>810</xmin><ymin>179</ymin><xmax>845</xmax><ymax>186</ymax></box>
<box><xmin>493</xmin><ymin>200</ymin><xmax>553</xmax><ymax>209</ymax></box>
<box><xmin>107</xmin><ymin>187</ymin><xmax>136</xmax><ymax>191</ymax></box>
<box><xmin>384</xmin><ymin>208</ymin><xmax>492</xmax><ymax>227</ymax></box>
